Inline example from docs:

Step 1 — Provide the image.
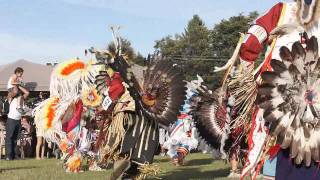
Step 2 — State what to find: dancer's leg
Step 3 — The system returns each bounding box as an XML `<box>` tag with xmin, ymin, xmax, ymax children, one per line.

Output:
<box><xmin>36</xmin><ymin>136</ymin><xmax>43</xmax><ymax>159</ymax></box>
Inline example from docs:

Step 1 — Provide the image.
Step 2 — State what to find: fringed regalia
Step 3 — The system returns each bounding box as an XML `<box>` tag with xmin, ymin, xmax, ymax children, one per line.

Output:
<box><xmin>89</xmin><ymin>34</ymin><xmax>187</xmax><ymax>179</ymax></box>
<box><xmin>33</xmin><ymin>59</ymin><xmax>104</xmax><ymax>172</ymax></box>
<box><xmin>34</xmin><ymin>32</ymin><xmax>187</xmax><ymax>179</ymax></box>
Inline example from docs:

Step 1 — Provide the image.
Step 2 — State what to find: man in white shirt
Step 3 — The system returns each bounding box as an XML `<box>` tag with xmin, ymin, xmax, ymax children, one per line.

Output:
<box><xmin>5</xmin><ymin>93</ymin><xmax>27</xmax><ymax>160</ymax></box>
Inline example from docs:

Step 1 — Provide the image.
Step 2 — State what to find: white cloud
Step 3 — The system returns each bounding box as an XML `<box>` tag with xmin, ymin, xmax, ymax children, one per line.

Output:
<box><xmin>0</xmin><ymin>33</ymin><xmax>89</xmax><ymax>65</ymax></box>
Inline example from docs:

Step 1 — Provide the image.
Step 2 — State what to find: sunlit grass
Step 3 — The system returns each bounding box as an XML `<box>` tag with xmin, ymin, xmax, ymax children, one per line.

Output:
<box><xmin>0</xmin><ymin>153</ymin><xmax>235</xmax><ymax>180</ymax></box>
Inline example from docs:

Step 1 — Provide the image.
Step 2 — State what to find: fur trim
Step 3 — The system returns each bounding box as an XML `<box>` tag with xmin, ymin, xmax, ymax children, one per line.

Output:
<box><xmin>296</xmin><ymin>0</ymin><xmax>320</xmax><ymax>29</ymax></box>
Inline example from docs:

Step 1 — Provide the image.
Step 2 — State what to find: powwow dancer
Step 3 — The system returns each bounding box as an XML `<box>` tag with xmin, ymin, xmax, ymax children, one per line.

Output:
<box><xmin>34</xmin><ymin>59</ymin><xmax>105</xmax><ymax>172</ymax></box>
<box><xmin>163</xmin><ymin>115</ymin><xmax>197</xmax><ymax>166</ymax></box>
<box><xmin>89</xmin><ymin>32</ymin><xmax>186</xmax><ymax>179</ymax></box>
<box><xmin>34</xmin><ymin>31</ymin><xmax>186</xmax><ymax>179</ymax></box>
<box><xmin>214</xmin><ymin>0</ymin><xmax>320</xmax><ymax>179</ymax></box>
<box><xmin>163</xmin><ymin>77</ymin><xmax>201</xmax><ymax>166</ymax></box>
<box><xmin>176</xmin><ymin>61</ymin><xmax>248</xmax><ymax>178</ymax></box>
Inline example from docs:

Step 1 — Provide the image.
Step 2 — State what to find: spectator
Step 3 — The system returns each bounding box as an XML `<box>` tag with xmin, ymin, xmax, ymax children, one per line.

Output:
<box><xmin>7</xmin><ymin>67</ymin><xmax>30</xmax><ymax>114</ymax></box>
<box><xmin>21</xmin><ymin>116</ymin><xmax>32</xmax><ymax>135</ymax></box>
<box><xmin>5</xmin><ymin>91</ymin><xmax>27</xmax><ymax>160</ymax></box>
<box><xmin>18</xmin><ymin>116</ymin><xmax>34</xmax><ymax>158</ymax></box>
<box><xmin>35</xmin><ymin>92</ymin><xmax>47</xmax><ymax>160</ymax></box>
<box><xmin>0</xmin><ymin>97</ymin><xmax>4</xmax><ymax>121</ymax></box>
<box><xmin>2</xmin><ymin>98</ymin><xmax>9</xmax><ymax>120</ymax></box>
<box><xmin>36</xmin><ymin>92</ymin><xmax>46</xmax><ymax>104</ymax></box>
<box><xmin>0</xmin><ymin>97</ymin><xmax>3</xmax><ymax>114</ymax></box>
<box><xmin>0</xmin><ymin>114</ymin><xmax>5</xmax><ymax>159</ymax></box>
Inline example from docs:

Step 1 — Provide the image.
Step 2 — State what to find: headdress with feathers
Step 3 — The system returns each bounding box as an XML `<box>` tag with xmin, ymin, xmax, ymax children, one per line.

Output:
<box><xmin>50</xmin><ymin>59</ymin><xmax>103</xmax><ymax>99</ymax></box>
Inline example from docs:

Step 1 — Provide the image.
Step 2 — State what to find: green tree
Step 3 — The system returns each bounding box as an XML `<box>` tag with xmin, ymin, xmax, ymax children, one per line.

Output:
<box><xmin>181</xmin><ymin>15</ymin><xmax>211</xmax><ymax>56</ymax></box>
<box><xmin>133</xmin><ymin>52</ymin><xmax>145</xmax><ymax>66</ymax></box>
<box><xmin>154</xmin><ymin>34</ymin><xmax>182</xmax><ymax>57</ymax></box>
<box><xmin>154</xmin><ymin>15</ymin><xmax>217</xmax><ymax>88</ymax></box>
<box><xmin>154</xmin><ymin>12</ymin><xmax>259</xmax><ymax>89</ymax></box>
<box><xmin>154</xmin><ymin>15</ymin><xmax>210</xmax><ymax>57</ymax></box>
<box><xmin>107</xmin><ymin>38</ymin><xmax>135</xmax><ymax>60</ymax></box>
<box><xmin>107</xmin><ymin>37</ymin><xmax>147</xmax><ymax>66</ymax></box>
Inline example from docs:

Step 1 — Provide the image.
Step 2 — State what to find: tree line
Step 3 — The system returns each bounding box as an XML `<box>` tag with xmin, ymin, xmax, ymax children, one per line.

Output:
<box><xmin>110</xmin><ymin>12</ymin><xmax>259</xmax><ymax>89</ymax></box>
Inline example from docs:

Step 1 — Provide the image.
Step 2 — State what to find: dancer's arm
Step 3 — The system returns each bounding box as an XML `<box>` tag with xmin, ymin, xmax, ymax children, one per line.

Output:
<box><xmin>239</xmin><ymin>3</ymin><xmax>283</xmax><ymax>64</ymax></box>
<box><xmin>107</xmin><ymin>72</ymin><xmax>125</xmax><ymax>101</ymax></box>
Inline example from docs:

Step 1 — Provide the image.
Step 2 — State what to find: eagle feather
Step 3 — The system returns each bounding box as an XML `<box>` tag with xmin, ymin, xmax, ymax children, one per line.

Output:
<box><xmin>258</xmin><ymin>36</ymin><xmax>320</xmax><ymax>166</ymax></box>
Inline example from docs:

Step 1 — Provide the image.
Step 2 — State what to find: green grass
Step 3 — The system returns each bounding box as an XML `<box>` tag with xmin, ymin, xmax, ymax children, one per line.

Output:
<box><xmin>0</xmin><ymin>153</ymin><xmax>234</xmax><ymax>180</ymax></box>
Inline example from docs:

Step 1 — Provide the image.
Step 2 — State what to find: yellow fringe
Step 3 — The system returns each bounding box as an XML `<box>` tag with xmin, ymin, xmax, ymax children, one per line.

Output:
<box><xmin>66</xmin><ymin>153</ymin><xmax>82</xmax><ymax>173</ymax></box>
<box><xmin>100</xmin><ymin>88</ymin><xmax>135</xmax><ymax>163</ymax></box>
<box><xmin>136</xmin><ymin>164</ymin><xmax>161</xmax><ymax>180</ymax></box>
<box><xmin>100</xmin><ymin>112</ymin><xmax>125</xmax><ymax>162</ymax></box>
<box><xmin>227</xmin><ymin>64</ymin><xmax>257</xmax><ymax>144</ymax></box>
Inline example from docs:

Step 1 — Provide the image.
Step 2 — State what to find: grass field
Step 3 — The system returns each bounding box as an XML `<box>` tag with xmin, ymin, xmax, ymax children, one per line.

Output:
<box><xmin>0</xmin><ymin>153</ymin><xmax>236</xmax><ymax>180</ymax></box>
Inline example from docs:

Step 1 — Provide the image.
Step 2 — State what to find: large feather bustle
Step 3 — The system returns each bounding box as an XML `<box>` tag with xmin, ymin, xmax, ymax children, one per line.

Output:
<box><xmin>258</xmin><ymin>36</ymin><xmax>320</xmax><ymax>166</ymax></box>
<box><xmin>140</xmin><ymin>60</ymin><xmax>187</xmax><ymax>126</ymax></box>
<box><xmin>92</xmin><ymin>45</ymin><xmax>186</xmax><ymax>127</ymax></box>
<box><xmin>187</xmin><ymin>78</ymin><xmax>231</xmax><ymax>157</ymax></box>
<box><xmin>34</xmin><ymin>59</ymin><xmax>103</xmax><ymax>150</ymax></box>
<box><xmin>96</xmin><ymin>54</ymin><xmax>187</xmax><ymax>127</ymax></box>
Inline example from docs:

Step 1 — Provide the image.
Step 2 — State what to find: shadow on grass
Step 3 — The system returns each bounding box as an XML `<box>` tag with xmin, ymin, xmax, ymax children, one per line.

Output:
<box><xmin>154</xmin><ymin>158</ymin><xmax>170</xmax><ymax>163</ymax></box>
<box><xmin>0</xmin><ymin>166</ymin><xmax>38</xmax><ymax>172</ymax></box>
<box><xmin>159</xmin><ymin>167</ymin><xmax>229</xmax><ymax>179</ymax></box>
<box><xmin>185</xmin><ymin>158</ymin><xmax>213</xmax><ymax>166</ymax></box>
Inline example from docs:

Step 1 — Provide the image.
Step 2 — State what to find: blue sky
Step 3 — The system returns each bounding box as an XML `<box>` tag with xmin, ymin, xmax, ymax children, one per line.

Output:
<box><xmin>0</xmin><ymin>0</ymin><xmax>288</xmax><ymax>65</ymax></box>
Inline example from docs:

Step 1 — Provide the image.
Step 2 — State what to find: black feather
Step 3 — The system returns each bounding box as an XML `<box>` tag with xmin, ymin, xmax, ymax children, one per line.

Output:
<box><xmin>270</xmin><ymin>59</ymin><xmax>287</xmax><ymax>74</ymax></box>
<box><xmin>280</xmin><ymin>46</ymin><xmax>293</xmax><ymax>62</ymax></box>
